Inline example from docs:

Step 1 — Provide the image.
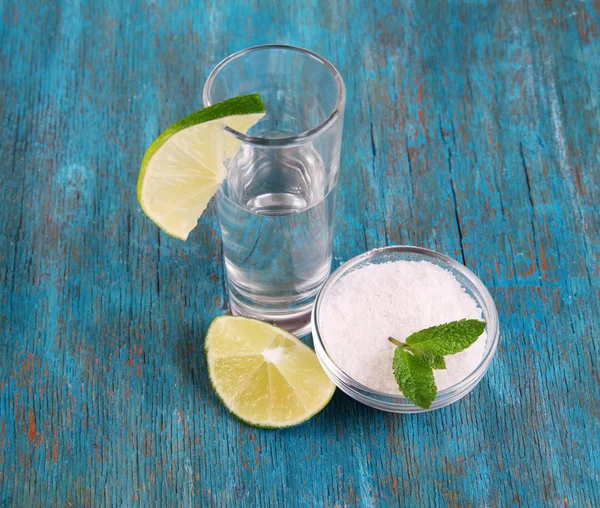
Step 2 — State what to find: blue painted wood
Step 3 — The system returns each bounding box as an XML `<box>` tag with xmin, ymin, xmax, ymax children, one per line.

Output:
<box><xmin>1</xmin><ymin>0</ymin><xmax>599</xmax><ymax>505</ymax></box>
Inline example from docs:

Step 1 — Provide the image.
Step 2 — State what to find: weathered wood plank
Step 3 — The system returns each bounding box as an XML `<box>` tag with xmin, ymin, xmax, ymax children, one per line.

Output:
<box><xmin>0</xmin><ymin>0</ymin><xmax>598</xmax><ymax>506</ymax></box>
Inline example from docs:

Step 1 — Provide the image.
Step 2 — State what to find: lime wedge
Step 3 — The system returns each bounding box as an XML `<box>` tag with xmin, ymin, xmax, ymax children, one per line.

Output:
<box><xmin>205</xmin><ymin>316</ymin><xmax>335</xmax><ymax>428</ymax></box>
<box><xmin>137</xmin><ymin>94</ymin><xmax>265</xmax><ymax>240</ymax></box>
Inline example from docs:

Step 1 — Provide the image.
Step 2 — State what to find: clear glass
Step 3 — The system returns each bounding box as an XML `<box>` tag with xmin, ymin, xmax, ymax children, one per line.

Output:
<box><xmin>312</xmin><ymin>246</ymin><xmax>500</xmax><ymax>413</ymax></box>
<box><xmin>203</xmin><ymin>45</ymin><xmax>346</xmax><ymax>336</ymax></box>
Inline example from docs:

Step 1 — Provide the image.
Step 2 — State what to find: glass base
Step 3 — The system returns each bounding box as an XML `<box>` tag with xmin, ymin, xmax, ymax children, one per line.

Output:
<box><xmin>228</xmin><ymin>290</ymin><xmax>314</xmax><ymax>338</ymax></box>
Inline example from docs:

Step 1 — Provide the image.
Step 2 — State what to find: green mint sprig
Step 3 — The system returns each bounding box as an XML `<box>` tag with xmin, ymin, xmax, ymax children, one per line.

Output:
<box><xmin>389</xmin><ymin>319</ymin><xmax>486</xmax><ymax>409</ymax></box>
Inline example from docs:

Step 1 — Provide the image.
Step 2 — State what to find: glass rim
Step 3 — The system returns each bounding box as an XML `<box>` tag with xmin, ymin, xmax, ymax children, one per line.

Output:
<box><xmin>202</xmin><ymin>44</ymin><xmax>346</xmax><ymax>147</ymax></box>
<box><xmin>311</xmin><ymin>245</ymin><xmax>500</xmax><ymax>413</ymax></box>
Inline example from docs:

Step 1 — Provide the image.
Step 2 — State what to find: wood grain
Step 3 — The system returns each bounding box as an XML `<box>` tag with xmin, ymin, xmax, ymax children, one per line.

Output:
<box><xmin>1</xmin><ymin>0</ymin><xmax>598</xmax><ymax>506</ymax></box>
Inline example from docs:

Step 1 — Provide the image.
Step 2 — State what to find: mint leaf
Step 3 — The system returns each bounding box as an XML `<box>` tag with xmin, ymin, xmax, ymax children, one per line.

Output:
<box><xmin>410</xmin><ymin>348</ymin><xmax>446</xmax><ymax>369</ymax></box>
<box><xmin>388</xmin><ymin>319</ymin><xmax>486</xmax><ymax>409</ymax></box>
<box><xmin>392</xmin><ymin>348</ymin><xmax>437</xmax><ymax>409</ymax></box>
<box><xmin>405</xmin><ymin>319</ymin><xmax>486</xmax><ymax>356</ymax></box>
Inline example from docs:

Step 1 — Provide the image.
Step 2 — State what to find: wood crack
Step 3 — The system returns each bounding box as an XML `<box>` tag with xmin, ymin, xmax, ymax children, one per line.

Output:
<box><xmin>519</xmin><ymin>141</ymin><xmax>541</xmax><ymax>278</ymax></box>
<box><xmin>447</xmin><ymin>147</ymin><xmax>465</xmax><ymax>264</ymax></box>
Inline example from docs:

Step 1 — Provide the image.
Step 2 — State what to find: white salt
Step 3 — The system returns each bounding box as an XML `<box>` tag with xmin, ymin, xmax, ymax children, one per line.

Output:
<box><xmin>320</xmin><ymin>260</ymin><xmax>487</xmax><ymax>394</ymax></box>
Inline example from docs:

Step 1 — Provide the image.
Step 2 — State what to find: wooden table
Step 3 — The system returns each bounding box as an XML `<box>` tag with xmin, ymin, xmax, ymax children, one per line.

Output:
<box><xmin>1</xmin><ymin>1</ymin><xmax>598</xmax><ymax>505</ymax></box>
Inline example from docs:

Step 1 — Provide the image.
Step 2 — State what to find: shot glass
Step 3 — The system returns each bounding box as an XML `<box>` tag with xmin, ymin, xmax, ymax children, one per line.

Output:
<box><xmin>203</xmin><ymin>44</ymin><xmax>345</xmax><ymax>336</ymax></box>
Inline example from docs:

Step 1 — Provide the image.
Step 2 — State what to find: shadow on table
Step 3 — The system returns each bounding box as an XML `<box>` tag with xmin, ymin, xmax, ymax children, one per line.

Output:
<box><xmin>315</xmin><ymin>376</ymin><xmax>504</xmax><ymax>439</ymax></box>
<box><xmin>174</xmin><ymin>324</ymin><xmax>214</xmax><ymax>402</ymax></box>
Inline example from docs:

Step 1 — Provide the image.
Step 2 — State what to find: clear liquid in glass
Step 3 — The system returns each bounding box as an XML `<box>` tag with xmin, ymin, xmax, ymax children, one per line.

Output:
<box><xmin>217</xmin><ymin>135</ymin><xmax>336</xmax><ymax>336</ymax></box>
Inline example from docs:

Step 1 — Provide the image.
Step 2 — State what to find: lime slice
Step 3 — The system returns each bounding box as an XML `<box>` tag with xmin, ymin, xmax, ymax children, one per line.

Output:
<box><xmin>137</xmin><ymin>94</ymin><xmax>265</xmax><ymax>240</ymax></box>
<box><xmin>205</xmin><ymin>316</ymin><xmax>335</xmax><ymax>428</ymax></box>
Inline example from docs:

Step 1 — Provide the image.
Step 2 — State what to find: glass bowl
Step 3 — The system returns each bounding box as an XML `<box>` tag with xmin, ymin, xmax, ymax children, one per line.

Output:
<box><xmin>311</xmin><ymin>246</ymin><xmax>500</xmax><ymax>413</ymax></box>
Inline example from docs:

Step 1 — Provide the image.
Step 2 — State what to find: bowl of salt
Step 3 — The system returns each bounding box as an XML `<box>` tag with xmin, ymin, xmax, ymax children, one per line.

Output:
<box><xmin>311</xmin><ymin>245</ymin><xmax>499</xmax><ymax>413</ymax></box>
